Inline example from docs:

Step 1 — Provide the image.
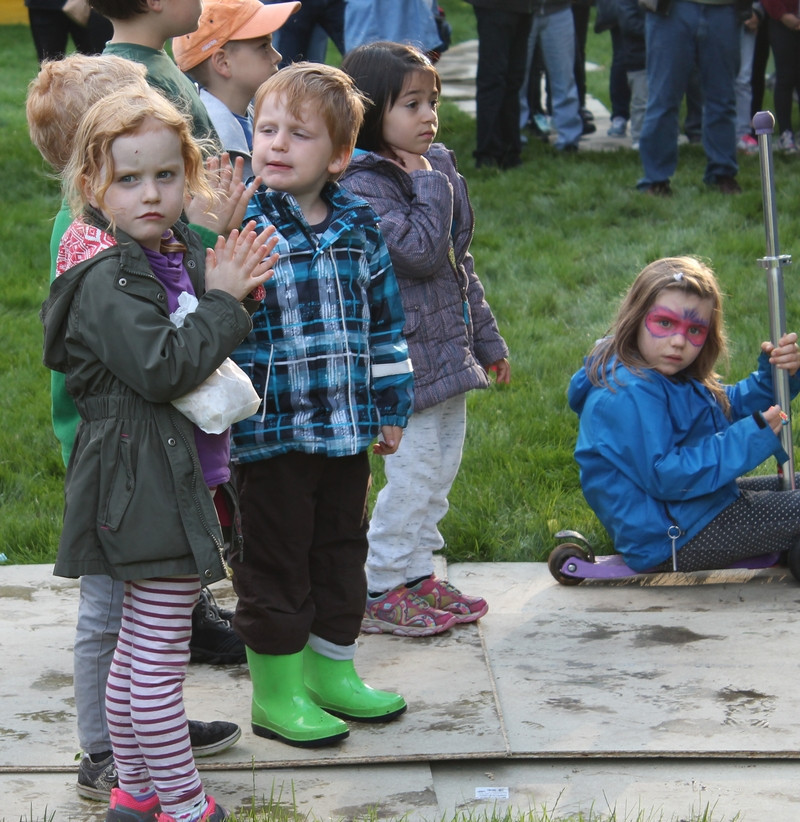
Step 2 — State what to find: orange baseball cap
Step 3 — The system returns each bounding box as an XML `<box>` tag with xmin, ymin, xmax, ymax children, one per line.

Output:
<box><xmin>173</xmin><ymin>0</ymin><xmax>300</xmax><ymax>72</ymax></box>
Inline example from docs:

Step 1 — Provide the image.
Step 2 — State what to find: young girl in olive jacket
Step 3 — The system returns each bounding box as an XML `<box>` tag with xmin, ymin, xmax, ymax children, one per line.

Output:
<box><xmin>41</xmin><ymin>87</ymin><xmax>275</xmax><ymax>822</ymax></box>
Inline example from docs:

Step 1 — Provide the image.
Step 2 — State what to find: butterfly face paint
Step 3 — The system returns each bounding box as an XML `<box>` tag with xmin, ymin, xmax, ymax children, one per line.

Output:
<box><xmin>644</xmin><ymin>304</ymin><xmax>710</xmax><ymax>348</ymax></box>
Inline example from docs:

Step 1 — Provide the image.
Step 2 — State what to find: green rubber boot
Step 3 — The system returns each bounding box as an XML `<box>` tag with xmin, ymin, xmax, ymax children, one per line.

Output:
<box><xmin>245</xmin><ymin>647</ymin><xmax>349</xmax><ymax>747</ymax></box>
<box><xmin>303</xmin><ymin>646</ymin><xmax>407</xmax><ymax>722</ymax></box>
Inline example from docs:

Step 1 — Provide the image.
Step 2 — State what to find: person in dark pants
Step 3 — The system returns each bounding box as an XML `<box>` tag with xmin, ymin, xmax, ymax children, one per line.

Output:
<box><xmin>761</xmin><ymin>0</ymin><xmax>800</xmax><ymax>151</ymax></box>
<box><xmin>465</xmin><ymin>0</ymin><xmax>534</xmax><ymax>169</ymax></box>
<box><xmin>26</xmin><ymin>0</ymin><xmax>112</xmax><ymax>62</ymax></box>
<box><xmin>263</xmin><ymin>0</ymin><xmax>345</xmax><ymax>66</ymax></box>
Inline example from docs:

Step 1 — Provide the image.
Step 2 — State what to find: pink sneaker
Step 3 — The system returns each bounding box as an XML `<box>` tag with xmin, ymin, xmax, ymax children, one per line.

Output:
<box><xmin>409</xmin><ymin>576</ymin><xmax>488</xmax><ymax>623</ymax></box>
<box><xmin>156</xmin><ymin>795</ymin><xmax>228</xmax><ymax>822</ymax></box>
<box><xmin>106</xmin><ymin>787</ymin><xmax>160</xmax><ymax>822</ymax></box>
<box><xmin>362</xmin><ymin>586</ymin><xmax>457</xmax><ymax>637</ymax></box>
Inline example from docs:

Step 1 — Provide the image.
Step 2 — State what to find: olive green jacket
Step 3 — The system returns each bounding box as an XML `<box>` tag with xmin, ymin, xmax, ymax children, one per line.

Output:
<box><xmin>41</xmin><ymin>212</ymin><xmax>254</xmax><ymax>583</ymax></box>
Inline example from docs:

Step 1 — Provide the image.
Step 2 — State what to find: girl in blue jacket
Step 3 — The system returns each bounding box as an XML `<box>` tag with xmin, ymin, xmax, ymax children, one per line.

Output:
<box><xmin>569</xmin><ymin>255</ymin><xmax>800</xmax><ymax>573</ymax></box>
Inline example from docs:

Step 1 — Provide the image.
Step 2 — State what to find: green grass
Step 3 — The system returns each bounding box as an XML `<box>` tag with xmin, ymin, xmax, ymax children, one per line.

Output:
<box><xmin>3</xmin><ymin>10</ymin><xmax>800</xmax><ymax>571</ymax></box>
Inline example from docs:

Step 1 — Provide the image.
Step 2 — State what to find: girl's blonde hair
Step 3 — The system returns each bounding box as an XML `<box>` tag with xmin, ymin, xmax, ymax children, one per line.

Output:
<box><xmin>62</xmin><ymin>86</ymin><xmax>214</xmax><ymax>229</ymax></box>
<box><xmin>586</xmin><ymin>256</ymin><xmax>730</xmax><ymax>414</ymax></box>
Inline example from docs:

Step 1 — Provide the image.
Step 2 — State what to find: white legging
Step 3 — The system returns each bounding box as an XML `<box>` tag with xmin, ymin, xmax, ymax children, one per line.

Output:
<box><xmin>106</xmin><ymin>576</ymin><xmax>204</xmax><ymax>815</ymax></box>
<box><xmin>366</xmin><ymin>393</ymin><xmax>467</xmax><ymax>592</ymax></box>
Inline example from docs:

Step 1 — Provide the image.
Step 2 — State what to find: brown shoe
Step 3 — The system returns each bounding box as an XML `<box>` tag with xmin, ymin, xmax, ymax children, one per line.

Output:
<box><xmin>644</xmin><ymin>181</ymin><xmax>673</xmax><ymax>197</ymax></box>
<box><xmin>715</xmin><ymin>175</ymin><xmax>742</xmax><ymax>195</ymax></box>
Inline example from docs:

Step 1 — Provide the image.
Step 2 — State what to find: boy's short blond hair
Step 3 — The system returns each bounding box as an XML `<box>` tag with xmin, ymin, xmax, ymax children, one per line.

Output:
<box><xmin>253</xmin><ymin>63</ymin><xmax>367</xmax><ymax>160</ymax></box>
<box><xmin>62</xmin><ymin>85</ymin><xmax>214</xmax><ymax>226</ymax></box>
<box><xmin>27</xmin><ymin>55</ymin><xmax>149</xmax><ymax>172</ymax></box>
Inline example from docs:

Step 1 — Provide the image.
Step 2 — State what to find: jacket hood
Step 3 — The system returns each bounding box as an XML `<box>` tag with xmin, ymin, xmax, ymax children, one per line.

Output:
<box><xmin>41</xmin><ymin>218</ymin><xmax>118</xmax><ymax>374</ymax></box>
<box><xmin>568</xmin><ymin>364</ymin><xmax>593</xmax><ymax>415</ymax></box>
<box><xmin>346</xmin><ymin>142</ymin><xmax>452</xmax><ymax>174</ymax></box>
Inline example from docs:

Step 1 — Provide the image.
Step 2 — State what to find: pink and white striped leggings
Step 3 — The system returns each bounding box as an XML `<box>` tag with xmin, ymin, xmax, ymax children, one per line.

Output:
<box><xmin>105</xmin><ymin>576</ymin><xmax>205</xmax><ymax>814</ymax></box>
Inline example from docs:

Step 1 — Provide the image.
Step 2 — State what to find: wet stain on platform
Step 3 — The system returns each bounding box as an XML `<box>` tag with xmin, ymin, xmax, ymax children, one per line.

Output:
<box><xmin>633</xmin><ymin>626</ymin><xmax>722</xmax><ymax>646</ymax></box>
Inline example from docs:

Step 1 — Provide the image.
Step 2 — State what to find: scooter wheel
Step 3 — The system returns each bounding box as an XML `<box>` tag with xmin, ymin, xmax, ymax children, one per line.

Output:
<box><xmin>548</xmin><ymin>543</ymin><xmax>591</xmax><ymax>586</ymax></box>
<box><xmin>787</xmin><ymin>541</ymin><xmax>800</xmax><ymax>583</ymax></box>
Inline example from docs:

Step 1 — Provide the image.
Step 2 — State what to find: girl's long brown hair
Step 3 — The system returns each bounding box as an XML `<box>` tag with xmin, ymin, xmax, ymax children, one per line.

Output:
<box><xmin>585</xmin><ymin>256</ymin><xmax>730</xmax><ymax>415</ymax></box>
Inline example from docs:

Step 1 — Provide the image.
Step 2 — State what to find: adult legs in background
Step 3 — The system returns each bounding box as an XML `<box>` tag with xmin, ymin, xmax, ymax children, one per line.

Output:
<box><xmin>734</xmin><ymin>22</ymin><xmax>757</xmax><ymax>148</ymax></box>
<box><xmin>27</xmin><ymin>6</ymin><xmax>112</xmax><ymax>61</ymax></box>
<box><xmin>531</xmin><ymin>7</ymin><xmax>583</xmax><ymax>150</ymax></box>
<box><xmin>627</xmin><ymin>69</ymin><xmax>648</xmax><ymax>145</ymax></box>
<box><xmin>267</xmin><ymin>0</ymin><xmax>344</xmax><ymax>66</ymax></box>
<box><xmin>695</xmin><ymin>1</ymin><xmax>739</xmax><ymax>184</ymax></box>
<box><xmin>683</xmin><ymin>64</ymin><xmax>704</xmax><ymax>143</ymax></box>
<box><xmin>768</xmin><ymin>21</ymin><xmax>800</xmax><ymax>136</ymax></box>
<box><xmin>473</xmin><ymin>6</ymin><xmax>533</xmax><ymax>168</ymax></box>
<box><xmin>750</xmin><ymin>16</ymin><xmax>769</xmax><ymax>118</ymax></box>
<box><xmin>608</xmin><ymin>26</ymin><xmax>631</xmax><ymax>130</ymax></box>
<box><xmin>572</xmin><ymin>0</ymin><xmax>592</xmax><ymax>132</ymax></box>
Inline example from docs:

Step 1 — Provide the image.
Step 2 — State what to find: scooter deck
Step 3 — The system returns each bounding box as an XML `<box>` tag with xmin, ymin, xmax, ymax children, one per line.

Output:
<box><xmin>556</xmin><ymin>551</ymin><xmax>781</xmax><ymax>582</ymax></box>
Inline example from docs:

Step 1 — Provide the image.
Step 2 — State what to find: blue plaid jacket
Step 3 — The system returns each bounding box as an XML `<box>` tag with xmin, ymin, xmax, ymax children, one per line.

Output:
<box><xmin>231</xmin><ymin>182</ymin><xmax>414</xmax><ymax>461</ymax></box>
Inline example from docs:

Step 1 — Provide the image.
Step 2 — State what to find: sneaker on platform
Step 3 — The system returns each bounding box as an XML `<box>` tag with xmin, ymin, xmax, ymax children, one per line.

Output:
<box><xmin>189</xmin><ymin>588</ymin><xmax>245</xmax><ymax>665</ymax></box>
<box><xmin>362</xmin><ymin>586</ymin><xmax>456</xmax><ymax>637</ymax></box>
<box><xmin>77</xmin><ymin>752</ymin><xmax>118</xmax><ymax>801</ymax></box>
<box><xmin>409</xmin><ymin>575</ymin><xmax>489</xmax><ymax>624</ymax></box>
<box><xmin>188</xmin><ymin>720</ymin><xmax>241</xmax><ymax>757</ymax></box>
<box><xmin>105</xmin><ymin>788</ymin><xmax>160</xmax><ymax>822</ymax></box>
<box><xmin>157</xmin><ymin>795</ymin><xmax>228</xmax><ymax>822</ymax></box>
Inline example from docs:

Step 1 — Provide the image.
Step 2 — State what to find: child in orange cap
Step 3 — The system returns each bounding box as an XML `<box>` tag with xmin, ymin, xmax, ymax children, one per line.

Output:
<box><xmin>173</xmin><ymin>0</ymin><xmax>300</xmax><ymax>178</ymax></box>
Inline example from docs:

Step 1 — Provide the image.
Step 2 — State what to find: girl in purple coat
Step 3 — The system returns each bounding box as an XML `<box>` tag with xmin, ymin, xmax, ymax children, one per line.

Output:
<box><xmin>341</xmin><ymin>42</ymin><xmax>511</xmax><ymax>638</ymax></box>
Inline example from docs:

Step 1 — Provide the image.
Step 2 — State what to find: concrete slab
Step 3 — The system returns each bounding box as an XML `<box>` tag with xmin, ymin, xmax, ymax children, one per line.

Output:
<box><xmin>430</xmin><ymin>759</ymin><xmax>800</xmax><ymax>822</ymax></box>
<box><xmin>4</xmin><ymin>561</ymin><xmax>800</xmax><ymax>821</ymax></box>
<box><xmin>0</xmin><ymin>763</ymin><xmax>440</xmax><ymax>822</ymax></box>
<box><xmin>0</xmin><ymin>565</ymin><xmax>503</xmax><ymax>771</ymax></box>
<box><xmin>448</xmin><ymin>563</ymin><xmax>800</xmax><ymax>757</ymax></box>
<box><xmin>181</xmin><ymin>626</ymin><xmax>506</xmax><ymax>768</ymax></box>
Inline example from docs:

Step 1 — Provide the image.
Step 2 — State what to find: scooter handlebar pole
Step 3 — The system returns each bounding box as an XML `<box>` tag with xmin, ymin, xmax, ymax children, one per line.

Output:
<box><xmin>753</xmin><ymin>111</ymin><xmax>795</xmax><ymax>490</ymax></box>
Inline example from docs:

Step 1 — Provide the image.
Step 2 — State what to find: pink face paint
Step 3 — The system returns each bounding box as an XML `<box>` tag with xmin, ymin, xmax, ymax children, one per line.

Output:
<box><xmin>644</xmin><ymin>304</ymin><xmax>710</xmax><ymax>347</ymax></box>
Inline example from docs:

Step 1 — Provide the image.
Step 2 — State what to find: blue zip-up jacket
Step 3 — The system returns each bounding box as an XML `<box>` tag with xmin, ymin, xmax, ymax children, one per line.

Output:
<box><xmin>231</xmin><ymin>181</ymin><xmax>414</xmax><ymax>462</ymax></box>
<box><xmin>568</xmin><ymin>353</ymin><xmax>798</xmax><ymax>570</ymax></box>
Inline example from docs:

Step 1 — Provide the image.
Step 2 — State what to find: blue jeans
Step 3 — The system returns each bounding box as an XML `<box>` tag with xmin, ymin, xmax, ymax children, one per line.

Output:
<box><xmin>637</xmin><ymin>0</ymin><xmax>739</xmax><ymax>187</ymax></box>
<box><xmin>521</xmin><ymin>7</ymin><xmax>583</xmax><ymax>149</ymax></box>
<box><xmin>736</xmin><ymin>24</ymin><xmax>757</xmax><ymax>139</ymax></box>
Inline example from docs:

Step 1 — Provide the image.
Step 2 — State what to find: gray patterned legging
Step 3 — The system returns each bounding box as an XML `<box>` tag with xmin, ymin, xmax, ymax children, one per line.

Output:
<box><xmin>652</xmin><ymin>474</ymin><xmax>800</xmax><ymax>572</ymax></box>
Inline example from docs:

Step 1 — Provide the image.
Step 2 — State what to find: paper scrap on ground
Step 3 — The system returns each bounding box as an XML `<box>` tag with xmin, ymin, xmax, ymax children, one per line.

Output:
<box><xmin>475</xmin><ymin>787</ymin><xmax>510</xmax><ymax>799</ymax></box>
